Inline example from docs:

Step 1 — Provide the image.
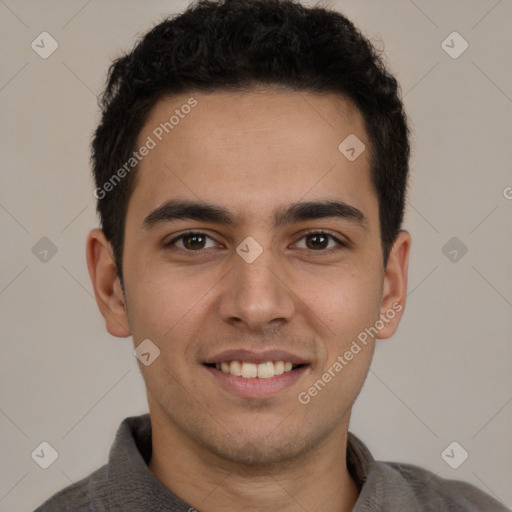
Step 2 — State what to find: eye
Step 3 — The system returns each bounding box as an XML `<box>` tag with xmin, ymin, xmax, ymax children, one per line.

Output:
<box><xmin>166</xmin><ymin>231</ymin><xmax>218</xmax><ymax>251</ymax></box>
<box><xmin>294</xmin><ymin>231</ymin><xmax>347</xmax><ymax>251</ymax></box>
<box><xmin>164</xmin><ymin>230</ymin><xmax>348</xmax><ymax>253</ymax></box>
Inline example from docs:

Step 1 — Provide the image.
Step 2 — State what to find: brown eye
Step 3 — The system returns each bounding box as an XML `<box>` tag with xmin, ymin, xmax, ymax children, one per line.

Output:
<box><xmin>181</xmin><ymin>233</ymin><xmax>207</xmax><ymax>250</ymax></box>
<box><xmin>305</xmin><ymin>233</ymin><xmax>329</xmax><ymax>250</ymax></box>
<box><xmin>295</xmin><ymin>231</ymin><xmax>346</xmax><ymax>251</ymax></box>
<box><xmin>166</xmin><ymin>232</ymin><xmax>217</xmax><ymax>251</ymax></box>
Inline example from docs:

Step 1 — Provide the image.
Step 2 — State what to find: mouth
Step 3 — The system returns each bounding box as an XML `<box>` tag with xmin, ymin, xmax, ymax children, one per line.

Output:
<box><xmin>203</xmin><ymin>359</ymin><xmax>310</xmax><ymax>398</ymax></box>
<box><xmin>204</xmin><ymin>360</ymin><xmax>306</xmax><ymax>378</ymax></box>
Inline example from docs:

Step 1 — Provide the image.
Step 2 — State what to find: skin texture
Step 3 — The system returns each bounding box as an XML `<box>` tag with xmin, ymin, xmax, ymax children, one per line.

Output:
<box><xmin>87</xmin><ymin>87</ymin><xmax>411</xmax><ymax>512</ymax></box>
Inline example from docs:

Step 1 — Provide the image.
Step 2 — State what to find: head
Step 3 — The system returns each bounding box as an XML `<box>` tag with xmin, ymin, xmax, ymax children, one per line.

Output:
<box><xmin>87</xmin><ymin>0</ymin><xmax>410</xmax><ymax>466</ymax></box>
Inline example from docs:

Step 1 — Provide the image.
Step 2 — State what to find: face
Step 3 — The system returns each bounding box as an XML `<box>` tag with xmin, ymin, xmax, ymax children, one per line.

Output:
<box><xmin>89</xmin><ymin>87</ymin><xmax>409</xmax><ymax>466</ymax></box>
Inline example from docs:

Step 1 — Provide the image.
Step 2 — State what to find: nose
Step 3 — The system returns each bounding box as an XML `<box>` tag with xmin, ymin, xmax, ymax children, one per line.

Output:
<box><xmin>218</xmin><ymin>243</ymin><xmax>296</xmax><ymax>333</ymax></box>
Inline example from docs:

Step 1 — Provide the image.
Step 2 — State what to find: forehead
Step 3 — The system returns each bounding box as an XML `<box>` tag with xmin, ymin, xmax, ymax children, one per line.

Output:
<box><xmin>128</xmin><ymin>88</ymin><xmax>377</xmax><ymax>228</ymax></box>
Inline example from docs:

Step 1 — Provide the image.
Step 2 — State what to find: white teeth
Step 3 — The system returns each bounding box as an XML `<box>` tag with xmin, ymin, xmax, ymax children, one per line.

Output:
<box><xmin>213</xmin><ymin>360</ymin><xmax>300</xmax><ymax>378</ymax></box>
<box><xmin>230</xmin><ymin>360</ymin><xmax>242</xmax><ymax>376</ymax></box>
<box><xmin>257</xmin><ymin>362</ymin><xmax>274</xmax><ymax>379</ymax></box>
<box><xmin>241</xmin><ymin>362</ymin><xmax>258</xmax><ymax>378</ymax></box>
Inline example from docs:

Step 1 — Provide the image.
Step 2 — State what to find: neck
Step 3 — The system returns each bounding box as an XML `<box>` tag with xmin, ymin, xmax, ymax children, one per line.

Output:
<box><xmin>148</xmin><ymin>413</ymin><xmax>359</xmax><ymax>512</ymax></box>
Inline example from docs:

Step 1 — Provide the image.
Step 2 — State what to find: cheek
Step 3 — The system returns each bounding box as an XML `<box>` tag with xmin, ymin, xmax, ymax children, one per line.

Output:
<box><xmin>302</xmin><ymin>267</ymin><xmax>382</xmax><ymax>340</ymax></box>
<box><xmin>125</xmin><ymin>265</ymin><xmax>209</xmax><ymax>343</ymax></box>
<box><xmin>300</xmin><ymin>275</ymin><xmax>379</xmax><ymax>407</ymax></box>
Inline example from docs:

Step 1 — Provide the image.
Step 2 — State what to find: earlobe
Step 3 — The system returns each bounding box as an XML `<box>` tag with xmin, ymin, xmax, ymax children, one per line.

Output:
<box><xmin>86</xmin><ymin>229</ymin><xmax>131</xmax><ymax>338</ymax></box>
<box><xmin>377</xmin><ymin>229</ymin><xmax>411</xmax><ymax>340</ymax></box>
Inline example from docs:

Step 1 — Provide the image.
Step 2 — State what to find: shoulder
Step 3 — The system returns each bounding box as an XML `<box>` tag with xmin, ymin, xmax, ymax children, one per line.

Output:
<box><xmin>33</xmin><ymin>464</ymin><xmax>108</xmax><ymax>512</ymax></box>
<box><xmin>348</xmin><ymin>433</ymin><xmax>508</xmax><ymax>511</ymax></box>
<box><xmin>380</xmin><ymin>460</ymin><xmax>509</xmax><ymax>511</ymax></box>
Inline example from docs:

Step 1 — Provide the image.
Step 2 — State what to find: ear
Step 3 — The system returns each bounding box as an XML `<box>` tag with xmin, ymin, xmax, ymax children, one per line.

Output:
<box><xmin>86</xmin><ymin>228</ymin><xmax>131</xmax><ymax>338</ymax></box>
<box><xmin>376</xmin><ymin>229</ymin><xmax>411</xmax><ymax>339</ymax></box>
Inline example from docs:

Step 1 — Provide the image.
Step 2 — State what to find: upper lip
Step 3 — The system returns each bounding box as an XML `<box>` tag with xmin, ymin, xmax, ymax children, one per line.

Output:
<box><xmin>204</xmin><ymin>349</ymin><xmax>309</xmax><ymax>365</ymax></box>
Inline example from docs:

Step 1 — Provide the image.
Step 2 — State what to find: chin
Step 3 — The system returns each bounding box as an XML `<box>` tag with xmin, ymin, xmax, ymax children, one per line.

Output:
<box><xmin>198</xmin><ymin>426</ymin><xmax>321</xmax><ymax>468</ymax></box>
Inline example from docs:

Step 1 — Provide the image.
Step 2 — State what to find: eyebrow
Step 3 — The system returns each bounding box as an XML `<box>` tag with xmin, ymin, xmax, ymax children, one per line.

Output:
<box><xmin>143</xmin><ymin>199</ymin><xmax>368</xmax><ymax>231</ymax></box>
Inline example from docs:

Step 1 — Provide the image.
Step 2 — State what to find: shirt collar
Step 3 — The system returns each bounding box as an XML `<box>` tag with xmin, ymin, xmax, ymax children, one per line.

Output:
<box><xmin>105</xmin><ymin>413</ymin><xmax>417</xmax><ymax>511</ymax></box>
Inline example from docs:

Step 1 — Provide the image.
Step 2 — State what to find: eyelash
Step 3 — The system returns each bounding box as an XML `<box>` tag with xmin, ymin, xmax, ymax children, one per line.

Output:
<box><xmin>164</xmin><ymin>230</ymin><xmax>348</xmax><ymax>254</ymax></box>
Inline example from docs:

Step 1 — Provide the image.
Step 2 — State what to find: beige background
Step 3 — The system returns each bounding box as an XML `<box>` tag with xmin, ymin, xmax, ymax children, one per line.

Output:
<box><xmin>1</xmin><ymin>0</ymin><xmax>511</xmax><ymax>510</ymax></box>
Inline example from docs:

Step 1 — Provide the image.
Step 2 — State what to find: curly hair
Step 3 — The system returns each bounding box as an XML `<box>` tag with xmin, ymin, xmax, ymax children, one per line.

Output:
<box><xmin>91</xmin><ymin>0</ymin><xmax>409</xmax><ymax>283</ymax></box>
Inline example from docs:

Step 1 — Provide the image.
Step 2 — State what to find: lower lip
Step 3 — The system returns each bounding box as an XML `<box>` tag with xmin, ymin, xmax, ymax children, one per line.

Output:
<box><xmin>204</xmin><ymin>365</ymin><xmax>309</xmax><ymax>398</ymax></box>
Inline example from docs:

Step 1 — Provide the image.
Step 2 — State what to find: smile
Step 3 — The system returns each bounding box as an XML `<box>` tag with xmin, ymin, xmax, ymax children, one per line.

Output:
<box><xmin>207</xmin><ymin>360</ymin><xmax>304</xmax><ymax>378</ymax></box>
<box><xmin>203</xmin><ymin>361</ymin><xmax>309</xmax><ymax>398</ymax></box>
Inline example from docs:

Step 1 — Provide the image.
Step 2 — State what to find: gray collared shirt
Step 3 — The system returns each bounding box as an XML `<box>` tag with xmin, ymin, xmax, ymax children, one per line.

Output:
<box><xmin>34</xmin><ymin>414</ymin><xmax>508</xmax><ymax>511</ymax></box>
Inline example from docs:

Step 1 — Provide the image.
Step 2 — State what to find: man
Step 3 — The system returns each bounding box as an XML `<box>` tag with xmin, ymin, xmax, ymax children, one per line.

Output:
<box><xmin>34</xmin><ymin>0</ymin><xmax>508</xmax><ymax>510</ymax></box>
